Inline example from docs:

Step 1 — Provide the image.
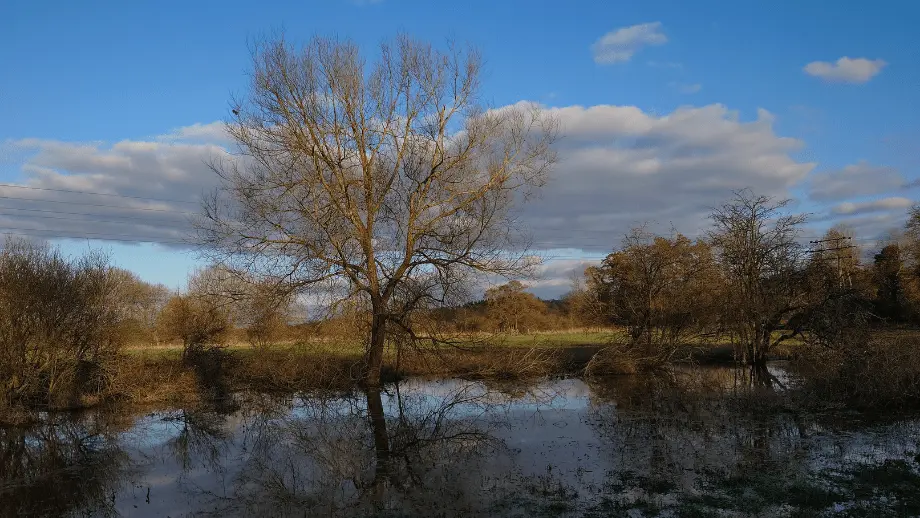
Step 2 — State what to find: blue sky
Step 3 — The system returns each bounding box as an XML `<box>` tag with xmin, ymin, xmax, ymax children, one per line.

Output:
<box><xmin>1</xmin><ymin>0</ymin><xmax>918</xmax><ymax>296</ymax></box>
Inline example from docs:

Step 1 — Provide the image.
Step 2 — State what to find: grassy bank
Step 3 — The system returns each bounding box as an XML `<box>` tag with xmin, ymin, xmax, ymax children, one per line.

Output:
<box><xmin>6</xmin><ymin>327</ymin><xmax>917</xmax><ymax>424</ymax></box>
<box><xmin>111</xmin><ymin>330</ymin><xmax>613</xmax><ymax>401</ymax></box>
<box><xmin>1</xmin><ymin>330</ymin><xmax>616</xmax><ymax>422</ymax></box>
<box><xmin>108</xmin><ymin>328</ymin><xmax>801</xmax><ymax>406</ymax></box>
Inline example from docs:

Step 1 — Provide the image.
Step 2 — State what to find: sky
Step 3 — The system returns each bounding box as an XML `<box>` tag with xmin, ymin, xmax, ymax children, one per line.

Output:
<box><xmin>1</xmin><ymin>0</ymin><xmax>918</xmax><ymax>298</ymax></box>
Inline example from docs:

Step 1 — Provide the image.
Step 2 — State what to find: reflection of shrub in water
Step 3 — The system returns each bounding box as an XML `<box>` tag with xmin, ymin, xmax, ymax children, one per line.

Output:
<box><xmin>184</xmin><ymin>346</ymin><xmax>236</xmax><ymax>403</ymax></box>
<box><xmin>796</xmin><ymin>332</ymin><xmax>920</xmax><ymax>411</ymax></box>
<box><xmin>582</xmin><ymin>369</ymin><xmax>920</xmax><ymax>516</ymax></box>
<box><xmin>0</xmin><ymin>416</ymin><xmax>130</xmax><ymax>518</ymax></box>
<box><xmin>161</xmin><ymin>407</ymin><xmax>235</xmax><ymax>474</ymax></box>
<box><xmin>583</xmin><ymin>370</ymin><xmax>803</xmax><ymax>513</ymax></box>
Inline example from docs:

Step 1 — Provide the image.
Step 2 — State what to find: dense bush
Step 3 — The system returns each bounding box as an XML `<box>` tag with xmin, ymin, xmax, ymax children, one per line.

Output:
<box><xmin>0</xmin><ymin>239</ymin><xmax>125</xmax><ymax>411</ymax></box>
<box><xmin>156</xmin><ymin>293</ymin><xmax>231</xmax><ymax>360</ymax></box>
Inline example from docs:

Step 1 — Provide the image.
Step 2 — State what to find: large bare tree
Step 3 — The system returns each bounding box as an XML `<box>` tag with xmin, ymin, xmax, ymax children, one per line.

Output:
<box><xmin>199</xmin><ymin>35</ymin><xmax>558</xmax><ymax>386</ymax></box>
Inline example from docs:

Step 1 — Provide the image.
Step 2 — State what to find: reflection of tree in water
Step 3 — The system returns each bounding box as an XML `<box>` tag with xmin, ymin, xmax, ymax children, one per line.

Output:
<box><xmin>161</xmin><ymin>406</ymin><xmax>232</xmax><ymax>475</ymax></box>
<box><xmin>0</xmin><ymin>413</ymin><xmax>131</xmax><ymax>518</ymax></box>
<box><xmin>7</xmin><ymin>371</ymin><xmax>918</xmax><ymax>516</ymax></box>
<box><xmin>192</xmin><ymin>382</ymin><xmax>527</xmax><ymax>517</ymax></box>
<box><xmin>582</xmin><ymin>368</ymin><xmax>920</xmax><ymax>515</ymax></box>
<box><xmin>588</xmin><ymin>369</ymin><xmax>807</xmax><ymax>488</ymax></box>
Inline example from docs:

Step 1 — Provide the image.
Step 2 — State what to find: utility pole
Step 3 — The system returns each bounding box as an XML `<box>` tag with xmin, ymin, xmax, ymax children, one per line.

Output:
<box><xmin>808</xmin><ymin>236</ymin><xmax>857</xmax><ymax>288</ymax></box>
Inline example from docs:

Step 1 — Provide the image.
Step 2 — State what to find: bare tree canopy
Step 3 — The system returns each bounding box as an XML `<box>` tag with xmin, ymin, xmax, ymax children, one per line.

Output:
<box><xmin>199</xmin><ymin>34</ymin><xmax>559</xmax><ymax>386</ymax></box>
<box><xmin>709</xmin><ymin>189</ymin><xmax>808</xmax><ymax>365</ymax></box>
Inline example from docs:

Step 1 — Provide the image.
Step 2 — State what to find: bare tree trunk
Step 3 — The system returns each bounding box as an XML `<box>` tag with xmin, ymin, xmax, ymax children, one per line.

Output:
<box><xmin>756</xmin><ymin>327</ymin><xmax>771</xmax><ymax>366</ymax></box>
<box><xmin>365</xmin><ymin>310</ymin><xmax>387</xmax><ymax>388</ymax></box>
<box><xmin>365</xmin><ymin>387</ymin><xmax>391</xmax><ymax>505</ymax></box>
<box><xmin>746</xmin><ymin>325</ymin><xmax>770</xmax><ymax>366</ymax></box>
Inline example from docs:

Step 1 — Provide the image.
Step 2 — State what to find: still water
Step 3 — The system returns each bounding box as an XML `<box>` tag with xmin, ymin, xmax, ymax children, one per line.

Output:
<box><xmin>2</xmin><ymin>364</ymin><xmax>920</xmax><ymax>517</ymax></box>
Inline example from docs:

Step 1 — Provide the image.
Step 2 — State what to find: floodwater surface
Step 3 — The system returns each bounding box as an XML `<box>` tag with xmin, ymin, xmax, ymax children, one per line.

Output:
<box><xmin>2</xmin><ymin>365</ymin><xmax>920</xmax><ymax>517</ymax></box>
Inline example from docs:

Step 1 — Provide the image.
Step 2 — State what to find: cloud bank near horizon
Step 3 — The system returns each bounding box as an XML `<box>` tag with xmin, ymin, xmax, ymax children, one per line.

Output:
<box><xmin>2</xmin><ymin>104</ymin><xmax>910</xmax><ymax>298</ymax></box>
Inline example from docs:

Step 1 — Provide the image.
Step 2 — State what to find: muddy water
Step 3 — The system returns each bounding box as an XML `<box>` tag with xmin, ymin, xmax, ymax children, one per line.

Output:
<box><xmin>2</xmin><ymin>365</ymin><xmax>920</xmax><ymax>517</ymax></box>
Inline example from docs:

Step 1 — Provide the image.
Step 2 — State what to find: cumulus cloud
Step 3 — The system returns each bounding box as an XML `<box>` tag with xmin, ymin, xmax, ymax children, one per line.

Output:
<box><xmin>669</xmin><ymin>82</ymin><xmax>702</xmax><ymax>94</ymax></box>
<box><xmin>526</xmin><ymin>258</ymin><xmax>599</xmax><ymax>298</ymax></box>
<box><xmin>831</xmin><ymin>197</ymin><xmax>914</xmax><ymax>216</ymax></box>
<box><xmin>3</xmin><ymin>125</ymin><xmax>230</xmax><ymax>246</ymax></box>
<box><xmin>592</xmin><ymin>22</ymin><xmax>667</xmax><ymax>64</ymax></box>
<box><xmin>5</xmin><ymin>103</ymin><xmax>819</xmax><ymax>297</ymax></box>
<box><xmin>647</xmin><ymin>60</ymin><xmax>682</xmax><ymax>69</ymax></box>
<box><xmin>159</xmin><ymin>121</ymin><xmax>231</xmax><ymax>143</ymax></box>
<box><xmin>808</xmin><ymin>161</ymin><xmax>905</xmax><ymax>201</ymax></box>
<box><xmin>517</xmin><ymin>103</ymin><xmax>814</xmax><ymax>256</ymax></box>
<box><xmin>804</xmin><ymin>57</ymin><xmax>887</xmax><ymax>83</ymax></box>
<box><xmin>826</xmin><ymin>212</ymin><xmax>907</xmax><ymax>251</ymax></box>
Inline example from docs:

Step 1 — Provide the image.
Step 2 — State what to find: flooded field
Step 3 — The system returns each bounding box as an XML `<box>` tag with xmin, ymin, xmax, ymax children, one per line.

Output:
<box><xmin>3</xmin><ymin>364</ymin><xmax>920</xmax><ymax>517</ymax></box>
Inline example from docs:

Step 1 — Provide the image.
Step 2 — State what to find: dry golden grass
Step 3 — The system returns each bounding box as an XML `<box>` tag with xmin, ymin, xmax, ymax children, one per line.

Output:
<box><xmin>0</xmin><ymin>326</ymin><xmax>843</xmax><ymax>422</ymax></box>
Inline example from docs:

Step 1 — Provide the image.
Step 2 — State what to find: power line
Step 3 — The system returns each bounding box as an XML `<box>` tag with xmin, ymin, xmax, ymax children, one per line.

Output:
<box><xmin>0</xmin><ymin>211</ymin><xmax>183</xmax><ymax>226</ymax></box>
<box><xmin>0</xmin><ymin>225</ymin><xmax>188</xmax><ymax>244</ymax></box>
<box><xmin>807</xmin><ymin>235</ymin><xmax>857</xmax><ymax>254</ymax></box>
<box><xmin>528</xmin><ymin>230</ymin><xmax>880</xmax><ymax>241</ymax></box>
<box><xmin>0</xmin><ymin>231</ymin><xmax>189</xmax><ymax>245</ymax></box>
<box><xmin>0</xmin><ymin>195</ymin><xmax>198</xmax><ymax>214</ymax></box>
<box><xmin>0</xmin><ymin>208</ymin><xmax>187</xmax><ymax>225</ymax></box>
<box><xmin>809</xmin><ymin>236</ymin><xmax>851</xmax><ymax>245</ymax></box>
<box><xmin>0</xmin><ymin>183</ymin><xmax>200</xmax><ymax>204</ymax></box>
<box><xmin>808</xmin><ymin>246</ymin><xmax>857</xmax><ymax>254</ymax></box>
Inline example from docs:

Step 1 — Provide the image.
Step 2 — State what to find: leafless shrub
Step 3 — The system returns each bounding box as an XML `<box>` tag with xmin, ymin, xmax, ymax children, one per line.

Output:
<box><xmin>0</xmin><ymin>238</ymin><xmax>125</xmax><ymax>412</ymax></box>
<box><xmin>582</xmin><ymin>227</ymin><xmax>720</xmax><ymax>370</ymax></box>
<box><xmin>157</xmin><ymin>294</ymin><xmax>231</xmax><ymax>360</ymax></box>
<box><xmin>108</xmin><ymin>269</ymin><xmax>171</xmax><ymax>345</ymax></box>
<box><xmin>237</xmin><ymin>281</ymin><xmax>296</xmax><ymax>348</ymax></box>
<box><xmin>483</xmin><ymin>281</ymin><xmax>548</xmax><ymax>334</ymax></box>
<box><xmin>583</xmin><ymin>341</ymin><xmax>640</xmax><ymax>376</ymax></box>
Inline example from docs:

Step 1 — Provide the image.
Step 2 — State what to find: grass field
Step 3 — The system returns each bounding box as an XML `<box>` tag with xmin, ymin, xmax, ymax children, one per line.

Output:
<box><xmin>124</xmin><ymin>329</ymin><xmax>622</xmax><ymax>359</ymax></box>
<box><xmin>123</xmin><ymin>327</ymin><xmax>811</xmax><ymax>365</ymax></box>
<box><xmin>6</xmin><ymin>327</ymin><xmax>894</xmax><ymax>420</ymax></box>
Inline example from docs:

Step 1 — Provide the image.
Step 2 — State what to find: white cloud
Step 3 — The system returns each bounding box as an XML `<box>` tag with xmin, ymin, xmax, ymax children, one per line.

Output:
<box><xmin>831</xmin><ymin>197</ymin><xmax>914</xmax><ymax>216</ymax></box>
<box><xmin>828</xmin><ymin>213</ymin><xmax>905</xmax><ymax>246</ymax></box>
<box><xmin>804</xmin><ymin>57</ymin><xmax>887</xmax><ymax>83</ymax></box>
<box><xmin>647</xmin><ymin>60</ymin><xmax>683</xmax><ymax>69</ymax></box>
<box><xmin>669</xmin><ymin>82</ymin><xmax>702</xmax><ymax>94</ymax></box>
<box><xmin>4</xmin><ymin>123</ymin><xmax>231</xmax><ymax>247</ymax></box>
<box><xmin>528</xmin><ymin>258</ymin><xmax>599</xmax><ymax>299</ymax></box>
<box><xmin>159</xmin><ymin>122</ymin><xmax>231</xmax><ymax>143</ymax></box>
<box><xmin>808</xmin><ymin>161</ymin><xmax>905</xmax><ymax>201</ymax></box>
<box><xmin>592</xmin><ymin>22</ymin><xmax>667</xmax><ymax>64</ymax></box>
<box><xmin>5</xmin><ymin>106</ymin><xmax>817</xmax><ymax>297</ymax></box>
<box><xmin>518</xmin><ymin>103</ymin><xmax>815</xmax><ymax>257</ymax></box>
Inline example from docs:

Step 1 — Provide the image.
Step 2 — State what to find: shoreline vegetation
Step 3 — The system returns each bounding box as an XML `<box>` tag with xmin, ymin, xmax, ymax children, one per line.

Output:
<box><xmin>3</xmin><ymin>326</ymin><xmax>916</xmax><ymax>425</ymax></box>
